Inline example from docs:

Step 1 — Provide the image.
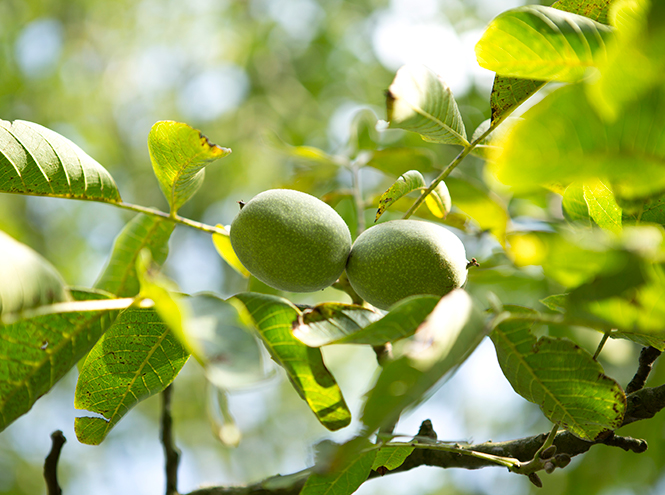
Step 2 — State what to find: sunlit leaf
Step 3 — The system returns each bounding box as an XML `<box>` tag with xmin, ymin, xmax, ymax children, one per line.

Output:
<box><xmin>375</xmin><ymin>170</ymin><xmax>426</xmax><ymax>222</ymax></box>
<box><xmin>234</xmin><ymin>292</ymin><xmax>351</xmax><ymax>431</ymax></box>
<box><xmin>0</xmin><ymin>230</ymin><xmax>70</xmax><ymax>322</ymax></box>
<box><xmin>507</xmin><ymin>230</ymin><xmax>637</xmax><ymax>288</ymax></box>
<box><xmin>294</xmin><ymin>296</ymin><xmax>439</xmax><ymax>347</ymax></box>
<box><xmin>491</xmin><ymin>307</ymin><xmax>625</xmax><ymax>441</ymax></box>
<box><xmin>562</xmin><ymin>182</ymin><xmax>592</xmax><ymax>226</ymax></box>
<box><xmin>0</xmin><ymin>119</ymin><xmax>121</xmax><ymax>202</ymax></box>
<box><xmin>583</xmin><ymin>179</ymin><xmax>622</xmax><ymax>233</ymax></box>
<box><xmin>0</xmin><ymin>289</ymin><xmax>119</xmax><ymax>433</ymax></box>
<box><xmin>487</xmin><ymin>0</ymin><xmax>614</xmax><ymax>124</ymax></box>
<box><xmin>95</xmin><ymin>214</ymin><xmax>175</xmax><ymax>297</ymax></box>
<box><xmin>476</xmin><ymin>5</ymin><xmax>613</xmax><ymax>82</ymax></box>
<box><xmin>148</xmin><ymin>121</ymin><xmax>231</xmax><ymax>214</ymax></box>
<box><xmin>493</xmin><ymin>84</ymin><xmax>665</xmax><ymax>200</ymax></box>
<box><xmin>362</xmin><ymin>290</ymin><xmax>486</xmax><ymax>433</ymax></box>
<box><xmin>587</xmin><ymin>0</ymin><xmax>665</xmax><ymax>120</ymax></box>
<box><xmin>212</xmin><ymin>224</ymin><xmax>250</xmax><ymax>278</ymax></box>
<box><xmin>386</xmin><ymin>64</ymin><xmax>468</xmax><ymax>146</ymax></box>
<box><xmin>74</xmin><ymin>307</ymin><xmax>189</xmax><ymax>445</ymax></box>
<box><xmin>424</xmin><ymin>181</ymin><xmax>451</xmax><ymax>219</ymax></box>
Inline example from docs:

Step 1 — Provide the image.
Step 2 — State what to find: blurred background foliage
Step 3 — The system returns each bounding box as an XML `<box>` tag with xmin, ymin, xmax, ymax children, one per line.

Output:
<box><xmin>0</xmin><ymin>0</ymin><xmax>662</xmax><ymax>494</ymax></box>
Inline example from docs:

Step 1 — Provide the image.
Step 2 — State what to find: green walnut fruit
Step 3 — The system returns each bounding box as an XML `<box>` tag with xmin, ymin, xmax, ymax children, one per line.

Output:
<box><xmin>345</xmin><ymin>220</ymin><xmax>468</xmax><ymax>310</ymax></box>
<box><xmin>230</xmin><ymin>189</ymin><xmax>352</xmax><ymax>292</ymax></box>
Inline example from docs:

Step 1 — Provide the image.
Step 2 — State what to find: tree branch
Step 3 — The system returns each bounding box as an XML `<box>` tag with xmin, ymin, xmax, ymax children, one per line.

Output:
<box><xmin>44</xmin><ymin>430</ymin><xmax>66</xmax><ymax>495</ymax></box>
<box><xmin>626</xmin><ymin>346</ymin><xmax>661</xmax><ymax>394</ymax></box>
<box><xmin>162</xmin><ymin>384</ymin><xmax>180</xmax><ymax>495</ymax></box>
<box><xmin>183</xmin><ymin>383</ymin><xmax>665</xmax><ymax>495</ymax></box>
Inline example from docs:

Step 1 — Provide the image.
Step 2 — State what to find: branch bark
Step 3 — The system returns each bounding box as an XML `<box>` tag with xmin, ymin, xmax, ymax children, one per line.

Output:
<box><xmin>44</xmin><ymin>430</ymin><xmax>66</xmax><ymax>495</ymax></box>
<box><xmin>162</xmin><ymin>384</ymin><xmax>180</xmax><ymax>495</ymax></box>
<box><xmin>183</xmin><ymin>383</ymin><xmax>665</xmax><ymax>495</ymax></box>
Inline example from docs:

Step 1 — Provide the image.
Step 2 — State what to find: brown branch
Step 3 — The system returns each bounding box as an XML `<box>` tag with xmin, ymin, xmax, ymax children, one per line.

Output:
<box><xmin>44</xmin><ymin>430</ymin><xmax>66</xmax><ymax>495</ymax></box>
<box><xmin>626</xmin><ymin>346</ymin><xmax>661</xmax><ymax>394</ymax></box>
<box><xmin>162</xmin><ymin>384</ymin><xmax>181</xmax><ymax>495</ymax></box>
<box><xmin>183</xmin><ymin>383</ymin><xmax>665</xmax><ymax>495</ymax></box>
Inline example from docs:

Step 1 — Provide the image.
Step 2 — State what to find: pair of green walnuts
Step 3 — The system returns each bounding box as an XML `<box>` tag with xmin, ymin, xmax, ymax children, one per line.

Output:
<box><xmin>230</xmin><ymin>189</ymin><xmax>469</xmax><ymax>310</ymax></box>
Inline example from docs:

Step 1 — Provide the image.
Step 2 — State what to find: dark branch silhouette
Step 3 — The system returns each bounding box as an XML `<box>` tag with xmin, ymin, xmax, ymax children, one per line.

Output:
<box><xmin>184</xmin><ymin>383</ymin><xmax>665</xmax><ymax>495</ymax></box>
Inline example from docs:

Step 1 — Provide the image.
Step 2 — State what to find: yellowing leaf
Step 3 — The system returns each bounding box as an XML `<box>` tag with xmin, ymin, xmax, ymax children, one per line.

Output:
<box><xmin>212</xmin><ymin>224</ymin><xmax>250</xmax><ymax>278</ymax></box>
<box><xmin>148</xmin><ymin>121</ymin><xmax>231</xmax><ymax>214</ymax></box>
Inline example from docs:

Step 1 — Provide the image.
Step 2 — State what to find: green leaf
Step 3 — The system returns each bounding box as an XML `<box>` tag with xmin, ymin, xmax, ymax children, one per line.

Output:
<box><xmin>551</xmin><ymin>0</ymin><xmax>613</xmax><ymax>24</ymax></box>
<box><xmin>493</xmin><ymin>83</ymin><xmax>665</xmax><ymax>200</ymax></box>
<box><xmin>487</xmin><ymin>0</ymin><xmax>614</xmax><ymax>124</ymax></box>
<box><xmin>301</xmin><ymin>450</ymin><xmax>376</xmax><ymax>495</ymax></box>
<box><xmin>365</xmin><ymin>148</ymin><xmax>437</xmax><ymax>177</ymax></box>
<box><xmin>95</xmin><ymin>214</ymin><xmax>175</xmax><ymax>297</ymax></box>
<box><xmin>476</xmin><ymin>5</ymin><xmax>614</xmax><ymax>82</ymax></box>
<box><xmin>234</xmin><ymin>292</ymin><xmax>351</xmax><ymax>431</ymax></box>
<box><xmin>372</xmin><ymin>445</ymin><xmax>415</xmax><ymax>471</ymax></box>
<box><xmin>566</xmin><ymin>263</ymin><xmax>665</xmax><ymax>349</ymax></box>
<box><xmin>386</xmin><ymin>64</ymin><xmax>468</xmax><ymax>146</ymax></box>
<box><xmin>0</xmin><ymin>230</ymin><xmax>70</xmax><ymax>322</ymax></box>
<box><xmin>562</xmin><ymin>182</ymin><xmax>592</xmax><ymax>226</ymax></box>
<box><xmin>446</xmin><ymin>177</ymin><xmax>508</xmax><ymax>246</ymax></box>
<box><xmin>375</xmin><ymin>170</ymin><xmax>426</xmax><ymax>222</ymax></box>
<box><xmin>583</xmin><ymin>179</ymin><xmax>622</xmax><ymax>233</ymax></box>
<box><xmin>489</xmin><ymin>77</ymin><xmax>545</xmax><ymax>126</ymax></box>
<box><xmin>211</xmin><ymin>224</ymin><xmax>250</xmax><ymax>278</ymax></box>
<box><xmin>293</xmin><ymin>296</ymin><xmax>439</xmax><ymax>347</ymax></box>
<box><xmin>0</xmin><ymin>119</ymin><xmax>121</xmax><ymax>202</ymax></box>
<box><xmin>587</xmin><ymin>0</ymin><xmax>665</xmax><ymax>120</ymax></box>
<box><xmin>0</xmin><ymin>289</ymin><xmax>119</xmax><ymax>433</ymax></box>
<box><xmin>424</xmin><ymin>181</ymin><xmax>451</xmax><ymax>219</ymax></box>
<box><xmin>148</xmin><ymin>121</ymin><xmax>231</xmax><ymax>214</ymax></box>
<box><xmin>74</xmin><ymin>307</ymin><xmax>189</xmax><ymax>445</ymax></box>
<box><xmin>292</xmin><ymin>303</ymin><xmax>382</xmax><ymax>347</ymax></box>
<box><xmin>507</xmin><ymin>230</ymin><xmax>636</xmax><ymax>288</ymax></box>
<box><xmin>362</xmin><ymin>289</ymin><xmax>487</xmax><ymax>434</ymax></box>
<box><xmin>540</xmin><ymin>293</ymin><xmax>567</xmax><ymax>313</ymax></box>
<box><xmin>491</xmin><ymin>308</ymin><xmax>625</xmax><ymax>441</ymax></box>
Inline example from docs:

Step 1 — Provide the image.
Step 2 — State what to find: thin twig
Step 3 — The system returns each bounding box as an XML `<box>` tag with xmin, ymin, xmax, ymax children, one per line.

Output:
<box><xmin>402</xmin><ymin>122</ymin><xmax>498</xmax><ymax>220</ymax></box>
<box><xmin>44</xmin><ymin>430</ymin><xmax>66</xmax><ymax>495</ymax></box>
<box><xmin>115</xmin><ymin>202</ymin><xmax>226</xmax><ymax>235</ymax></box>
<box><xmin>161</xmin><ymin>384</ymin><xmax>180</xmax><ymax>495</ymax></box>
<box><xmin>593</xmin><ymin>330</ymin><xmax>613</xmax><ymax>361</ymax></box>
